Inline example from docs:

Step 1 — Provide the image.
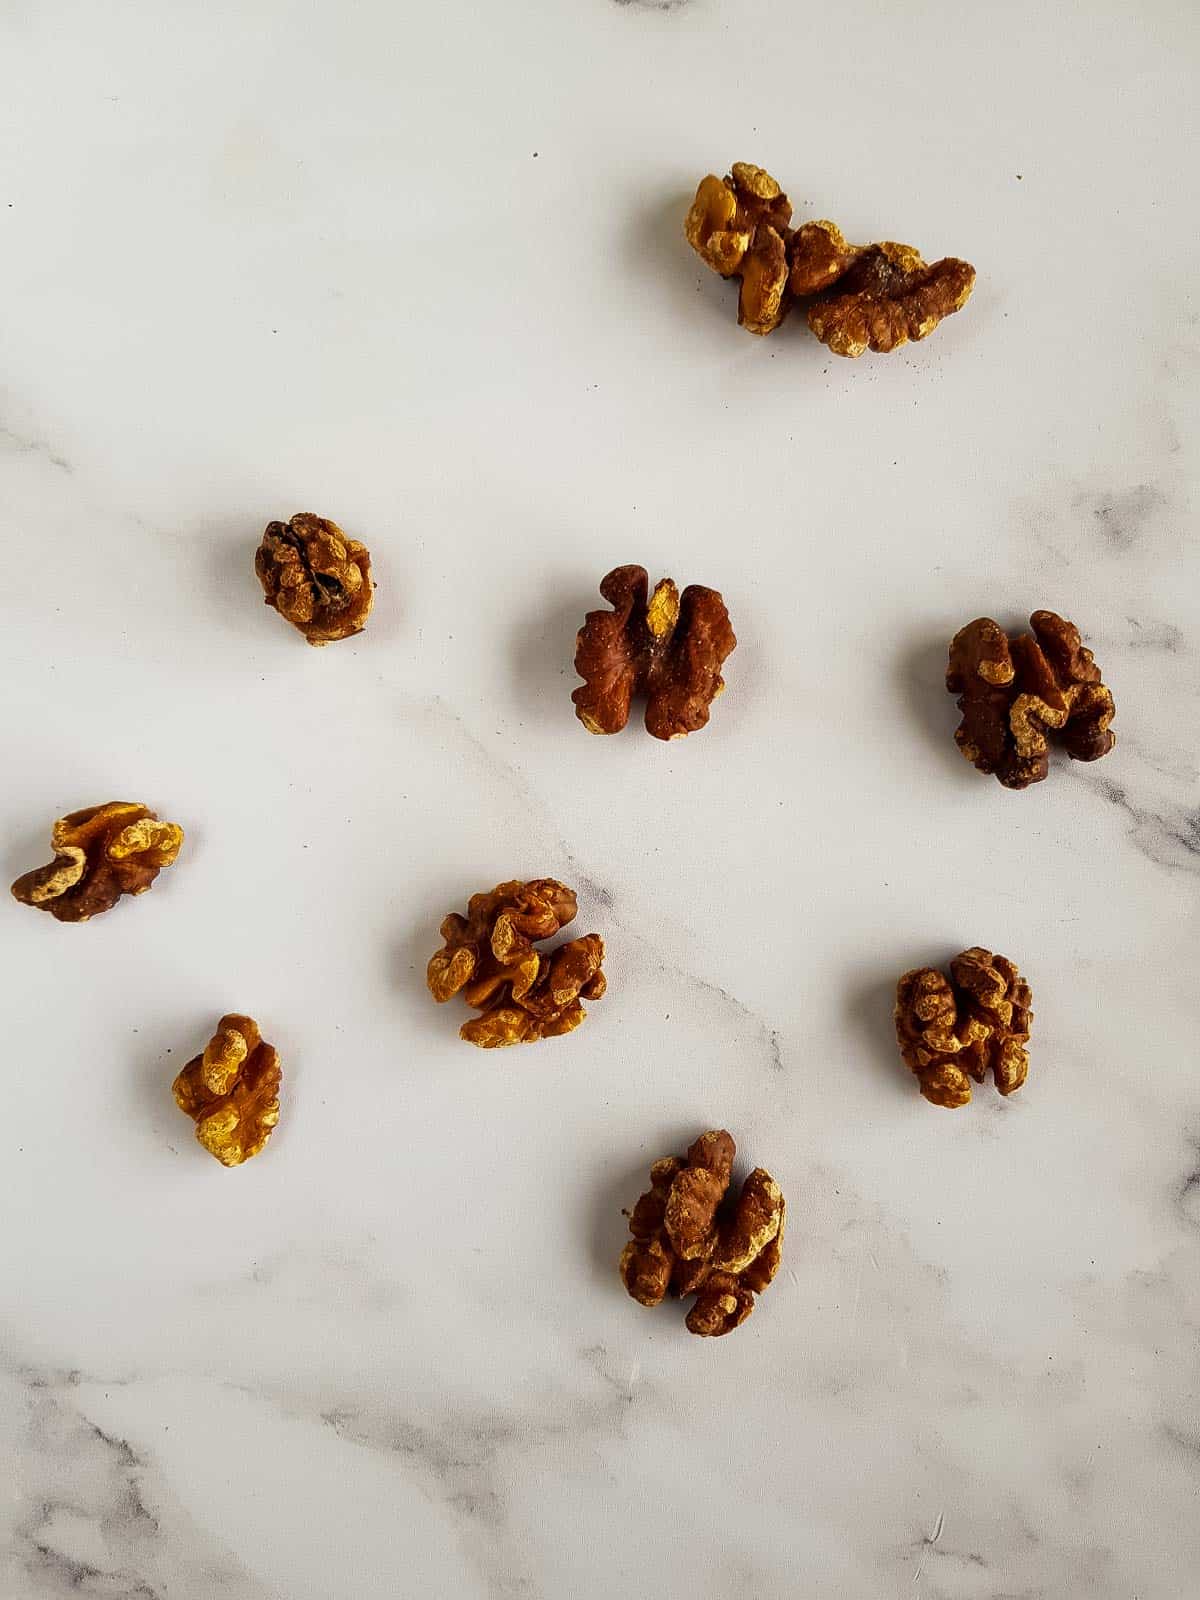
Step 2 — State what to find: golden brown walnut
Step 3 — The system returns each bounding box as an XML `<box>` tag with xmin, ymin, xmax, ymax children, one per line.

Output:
<box><xmin>427</xmin><ymin>879</ymin><xmax>606</xmax><ymax>1047</ymax></box>
<box><xmin>255</xmin><ymin>512</ymin><xmax>373</xmax><ymax>645</ymax></box>
<box><xmin>947</xmin><ymin>611</ymin><xmax>1115</xmax><ymax>789</ymax></box>
<box><xmin>803</xmin><ymin>239</ymin><xmax>976</xmax><ymax>357</ymax></box>
<box><xmin>572</xmin><ymin>565</ymin><xmax>736</xmax><ymax>741</ymax></box>
<box><xmin>686</xmin><ymin>164</ymin><xmax>976</xmax><ymax>353</ymax></box>
<box><xmin>172</xmin><ymin>1014</ymin><xmax>281</xmax><ymax>1166</ymax></box>
<box><xmin>895</xmin><ymin>949</ymin><xmax>1032</xmax><ymax>1109</ymax></box>
<box><xmin>619</xmin><ymin>1131</ymin><xmax>785</xmax><ymax>1338</ymax></box>
<box><xmin>10</xmin><ymin>803</ymin><xmax>184</xmax><ymax>923</ymax></box>
<box><xmin>787</xmin><ymin>220</ymin><xmax>865</xmax><ymax>295</ymax></box>
<box><xmin>684</xmin><ymin>163</ymin><xmax>793</xmax><ymax>335</ymax></box>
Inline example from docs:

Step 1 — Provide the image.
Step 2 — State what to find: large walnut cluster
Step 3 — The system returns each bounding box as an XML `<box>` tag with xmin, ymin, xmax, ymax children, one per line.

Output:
<box><xmin>947</xmin><ymin>611</ymin><xmax>1115</xmax><ymax>789</ymax></box>
<box><xmin>685</xmin><ymin>164</ymin><xmax>975</xmax><ymax>356</ymax></box>
<box><xmin>427</xmin><ymin>879</ymin><xmax>606</xmax><ymax>1047</ymax></box>
<box><xmin>255</xmin><ymin>513</ymin><xmax>374</xmax><ymax>645</ymax></box>
<box><xmin>619</xmin><ymin>1130</ymin><xmax>785</xmax><ymax>1337</ymax></box>
<box><xmin>172</xmin><ymin>1013</ymin><xmax>282</xmax><ymax>1166</ymax></box>
<box><xmin>10</xmin><ymin>803</ymin><xmax>184</xmax><ymax>923</ymax></box>
<box><xmin>895</xmin><ymin>949</ymin><xmax>1032</xmax><ymax>1109</ymax></box>
<box><xmin>572</xmin><ymin>565</ymin><xmax>736</xmax><ymax>740</ymax></box>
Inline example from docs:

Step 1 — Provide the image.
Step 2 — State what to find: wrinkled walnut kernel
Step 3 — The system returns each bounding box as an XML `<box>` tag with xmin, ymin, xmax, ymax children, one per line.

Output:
<box><xmin>685</xmin><ymin>163</ymin><xmax>793</xmax><ymax>336</ymax></box>
<box><xmin>255</xmin><ymin>512</ymin><xmax>373</xmax><ymax>645</ymax></box>
<box><xmin>619</xmin><ymin>1130</ymin><xmax>785</xmax><ymax>1338</ymax></box>
<box><xmin>427</xmin><ymin>879</ymin><xmax>606</xmax><ymax>1047</ymax></box>
<box><xmin>947</xmin><ymin>611</ymin><xmax>1115</xmax><ymax>789</ymax></box>
<box><xmin>895</xmin><ymin>949</ymin><xmax>1032</xmax><ymax>1109</ymax></box>
<box><xmin>172</xmin><ymin>1014</ymin><xmax>281</xmax><ymax>1166</ymax></box>
<box><xmin>685</xmin><ymin>164</ymin><xmax>792</xmax><ymax>277</ymax></box>
<box><xmin>804</xmin><ymin>240</ymin><xmax>975</xmax><ymax>357</ymax></box>
<box><xmin>572</xmin><ymin>565</ymin><xmax>736</xmax><ymax>740</ymax></box>
<box><xmin>11</xmin><ymin>803</ymin><xmax>184</xmax><ymax>923</ymax></box>
<box><xmin>685</xmin><ymin>164</ymin><xmax>976</xmax><ymax>354</ymax></box>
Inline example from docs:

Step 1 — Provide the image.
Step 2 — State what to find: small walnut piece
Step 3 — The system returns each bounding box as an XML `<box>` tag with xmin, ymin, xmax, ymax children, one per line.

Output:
<box><xmin>619</xmin><ymin>1131</ymin><xmax>785</xmax><ymax>1337</ymax></box>
<box><xmin>255</xmin><ymin>513</ymin><xmax>373</xmax><ymax>645</ymax></box>
<box><xmin>11</xmin><ymin>803</ymin><xmax>184</xmax><ymax>923</ymax></box>
<box><xmin>572</xmin><ymin>565</ymin><xmax>736</xmax><ymax>741</ymax></box>
<box><xmin>685</xmin><ymin>164</ymin><xmax>792</xmax><ymax>276</ymax></box>
<box><xmin>172</xmin><ymin>1014</ymin><xmax>281</xmax><ymax>1166</ymax></box>
<box><xmin>804</xmin><ymin>241</ymin><xmax>976</xmax><ymax>358</ymax></box>
<box><xmin>427</xmin><ymin>879</ymin><xmax>606</xmax><ymax>1047</ymax></box>
<box><xmin>947</xmin><ymin>611</ymin><xmax>1115</xmax><ymax>789</ymax></box>
<box><xmin>685</xmin><ymin>162</ymin><xmax>793</xmax><ymax>336</ymax></box>
<box><xmin>895</xmin><ymin>949</ymin><xmax>1033</xmax><ymax>1109</ymax></box>
<box><xmin>738</xmin><ymin>224</ymin><xmax>790</xmax><ymax>336</ymax></box>
<box><xmin>787</xmin><ymin>220</ymin><xmax>864</xmax><ymax>295</ymax></box>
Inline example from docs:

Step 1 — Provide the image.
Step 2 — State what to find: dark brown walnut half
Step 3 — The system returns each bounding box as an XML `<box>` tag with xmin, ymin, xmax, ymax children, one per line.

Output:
<box><xmin>427</xmin><ymin>878</ymin><xmax>606</xmax><ymax>1047</ymax></box>
<box><xmin>619</xmin><ymin>1130</ymin><xmax>785</xmax><ymax>1337</ymax></box>
<box><xmin>895</xmin><ymin>949</ymin><xmax>1032</xmax><ymax>1108</ymax></box>
<box><xmin>947</xmin><ymin>611</ymin><xmax>1115</xmax><ymax>789</ymax></box>
<box><xmin>255</xmin><ymin>512</ymin><xmax>373</xmax><ymax>645</ymax></box>
<box><xmin>572</xmin><ymin>565</ymin><xmax>736</xmax><ymax>741</ymax></box>
<box><xmin>11</xmin><ymin>803</ymin><xmax>184</xmax><ymax>923</ymax></box>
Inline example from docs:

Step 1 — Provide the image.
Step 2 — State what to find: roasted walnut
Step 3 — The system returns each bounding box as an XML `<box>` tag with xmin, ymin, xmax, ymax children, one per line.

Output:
<box><xmin>802</xmin><ymin>234</ymin><xmax>976</xmax><ymax>357</ymax></box>
<box><xmin>427</xmin><ymin>878</ymin><xmax>606</xmax><ymax>1047</ymax></box>
<box><xmin>947</xmin><ymin>611</ymin><xmax>1115</xmax><ymax>789</ymax></box>
<box><xmin>685</xmin><ymin>165</ymin><xmax>976</xmax><ymax>354</ymax></box>
<box><xmin>572</xmin><ymin>565</ymin><xmax>736</xmax><ymax>741</ymax></box>
<box><xmin>11</xmin><ymin>803</ymin><xmax>184</xmax><ymax>923</ymax></box>
<box><xmin>895</xmin><ymin>949</ymin><xmax>1032</xmax><ymax>1109</ymax></box>
<box><xmin>619</xmin><ymin>1130</ymin><xmax>785</xmax><ymax>1338</ymax></box>
<box><xmin>684</xmin><ymin>163</ymin><xmax>793</xmax><ymax>335</ymax></box>
<box><xmin>255</xmin><ymin>512</ymin><xmax>373</xmax><ymax>645</ymax></box>
<box><xmin>172</xmin><ymin>1013</ymin><xmax>281</xmax><ymax>1166</ymax></box>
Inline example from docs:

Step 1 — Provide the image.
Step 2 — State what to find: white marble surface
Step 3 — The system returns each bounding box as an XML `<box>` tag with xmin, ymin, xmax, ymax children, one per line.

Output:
<box><xmin>2</xmin><ymin>2</ymin><xmax>1199</xmax><ymax>1595</ymax></box>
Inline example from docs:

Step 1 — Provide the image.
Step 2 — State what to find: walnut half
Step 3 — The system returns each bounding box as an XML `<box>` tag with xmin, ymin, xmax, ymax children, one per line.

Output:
<box><xmin>172</xmin><ymin>1014</ymin><xmax>281</xmax><ymax>1166</ymax></box>
<box><xmin>255</xmin><ymin>513</ymin><xmax>373</xmax><ymax>645</ymax></box>
<box><xmin>11</xmin><ymin>803</ymin><xmax>184</xmax><ymax>923</ymax></box>
<box><xmin>947</xmin><ymin>611</ymin><xmax>1115</xmax><ymax>789</ymax></box>
<box><xmin>427</xmin><ymin>879</ymin><xmax>606</xmax><ymax>1047</ymax></box>
<box><xmin>800</xmin><ymin>233</ymin><xmax>975</xmax><ymax>358</ymax></box>
<box><xmin>572</xmin><ymin>565</ymin><xmax>736</xmax><ymax>740</ymax></box>
<box><xmin>895</xmin><ymin>949</ymin><xmax>1032</xmax><ymax>1108</ymax></box>
<box><xmin>619</xmin><ymin>1130</ymin><xmax>785</xmax><ymax>1337</ymax></box>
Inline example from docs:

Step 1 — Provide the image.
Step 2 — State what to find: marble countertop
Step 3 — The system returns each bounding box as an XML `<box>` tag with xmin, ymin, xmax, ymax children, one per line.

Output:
<box><xmin>2</xmin><ymin>2</ymin><xmax>1199</xmax><ymax>1596</ymax></box>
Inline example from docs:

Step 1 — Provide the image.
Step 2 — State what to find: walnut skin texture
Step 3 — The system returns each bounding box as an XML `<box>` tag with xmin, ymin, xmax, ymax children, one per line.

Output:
<box><xmin>684</xmin><ymin>163</ymin><xmax>793</xmax><ymax>335</ymax></box>
<box><xmin>686</xmin><ymin>166</ymin><xmax>975</xmax><ymax>355</ymax></box>
<box><xmin>255</xmin><ymin>512</ymin><xmax>373</xmax><ymax>645</ymax></box>
<box><xmin>895</xmin><ymin>950</ymin><xmax>1032</xmax><ymax>1109</ymax></box>
<box><xmin>10</xmin><ymin>803</ymin><xmax>184</xmax><ymax>923</ymax></box>
<box><xmin>619</xmin><ymin>1131</ymin><xmax>785</xmax><ymax>1337</ymax></box>
<box><xmin>947</xmin><ymin>611</ymin><xmax>1115</xmax><ymax>789</ymax></box>
<box><xmin>172</xmin><ymin>1014</ymin><xmax>281</xmax><ymax>1166</ymax></box>
<box><xmin>572</xmin><ymin>566</ymin><xmax>736</xmax><ymax>741</ymax></box>
<box><xmin>427</xmin><ymin>879</ymin><xmax>606</xmax><ymax>1047</ymax></box>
